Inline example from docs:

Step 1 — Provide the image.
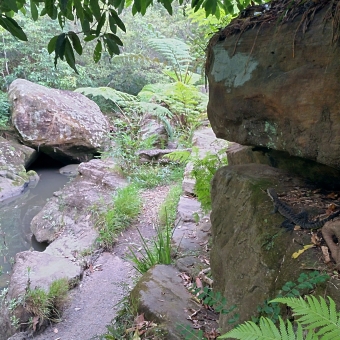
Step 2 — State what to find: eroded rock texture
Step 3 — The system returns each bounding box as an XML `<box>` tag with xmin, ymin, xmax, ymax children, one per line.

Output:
<box><xmin>0</xmin><ymin>136</ymin><xmax>38</xmax><ymax>201</ymax></box>
<box><xmin>210</xmin><ymin>164</ymin><xmax>340</xmax><ymax>331</ymax></box>
<box><xmin>8</xmin><ymin>79</ymin><xmax>109</xmax><ymax>163</ymax></box>
<box><xmin>206</xmin><ymin>4</ymin><xmax>340</xmax><ymax>169</ymax></box>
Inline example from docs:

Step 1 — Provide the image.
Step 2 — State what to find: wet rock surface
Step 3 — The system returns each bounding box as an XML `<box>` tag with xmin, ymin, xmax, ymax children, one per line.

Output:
<box><xmin>0</xmin><ymin>136</ymin><xmax>38</xmax><ymax>202</ymax></box>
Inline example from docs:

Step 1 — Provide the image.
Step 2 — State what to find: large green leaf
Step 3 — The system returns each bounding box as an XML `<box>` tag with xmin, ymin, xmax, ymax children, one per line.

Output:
<box><xmin>0</xmin><ymin>15</ymin><xmax>27</xmax><ymax>41</ymax></box>
<box><xmin>30</xmin><ymin>0</ymin><xmax>39</xmax><ymax>20</ymax></box>
<box><xmin>64</xmin><ymin>38</ymin><xmax>78</xmax><ymax>73</ymax></box>
<box><xmin>93</xmin><ymin>39</ymin><xmax>102</xmax><ymax>63</ymax></box>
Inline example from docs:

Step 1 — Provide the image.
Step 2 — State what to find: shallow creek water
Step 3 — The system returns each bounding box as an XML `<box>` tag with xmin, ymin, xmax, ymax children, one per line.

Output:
<box><xmin>0</xmin><ymin>157</ymin><xmax>71</xmax><ymax>288</ymax></box>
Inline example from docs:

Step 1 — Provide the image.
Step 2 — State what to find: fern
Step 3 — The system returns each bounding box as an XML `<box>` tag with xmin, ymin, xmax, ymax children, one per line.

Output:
<box><xmin>220</xmin><ymin>296</ymin><xmax>340</xmax><ymax>340</ymax></box>
<box><xmin>191</xmin><ymin>148</ymin><xmax>228</xmax><ymax>212</ymax></box>
<box><xmin>111</xmin><ymin>52</ymin><xmax>156</xmax><ymax>66</ymax></box>
<box><xmin>255</xmin><ymin>271</ymin><xmax>329</xmax><ymax>324</ymax></box>
<box><xmin>165</xmin><ymin>150</ymin><xmax>191</xmax><ymax>163</ymax></box>
<box><xmin>75</xmin><ymin>86</ymin><xmax>137</xmax><ymax>107</ymax></box>
<box><xmin>147</xmin><ymin>38</ymin><xmax>200</xmax><ymax>84</ymax></box>
<box><xmin>272</xmin><ymin>296</ymin><xmax>340</xmax><ymax>339</ymax></box>
<box><xmin>219</xmin><ymin>316</ymin><xmax>317</xmax><ymax>340</ymax></box>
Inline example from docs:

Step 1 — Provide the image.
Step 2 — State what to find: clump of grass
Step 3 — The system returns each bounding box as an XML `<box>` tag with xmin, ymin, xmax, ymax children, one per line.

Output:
<box><xmin>129</xmin><ymin>224</ymin><xmax>173</xmax><ymax>274</ymax></box>
<box><xmin>158</xmin><ymin>183</ymin><xmax>182</xmax><ymax>227</ymax></box>
<box><xmin>24</xmin><ymin>278</ymin><xmax>69</xmax><ymax>329</ymax></box>
<box><xmin>129</xmin><ymin>163</ymin><xmax>184</xmax><ymax>188</ymax></box>
<box><xmin>98</xmin><ymin>184</ymin><xmax>142</xmax><ymax>249</ymax></box>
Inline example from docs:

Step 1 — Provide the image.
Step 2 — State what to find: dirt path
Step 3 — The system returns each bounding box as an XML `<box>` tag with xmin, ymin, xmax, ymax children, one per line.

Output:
<box><xmin>32</xmin><ymin>185</ymin><xmax>171</xmax><ymax>340</ymax></box>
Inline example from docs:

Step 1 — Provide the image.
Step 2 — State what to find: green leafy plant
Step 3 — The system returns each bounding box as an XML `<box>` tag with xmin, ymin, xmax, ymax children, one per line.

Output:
<box><xmin>220</xmin><ymin>295</ymin><xmax>340</xmax><ymax>340</ymax></box>
<box><xmin>177</xmin><ymin>324</ymin><xmax>205</xmax><ymax>340</ymax></box>
<box><xmin>129</xmin><ymin>163</ymin><xmax>184</xmax><ymax>189</ymax></box>
<box><xmin>97</xmin><ymin>184</ymin><xmax>142</xmax><ymax>249</ymax></box>
<box><xmin>129</xmin><ymin>223</ymin><xmax>173</xmax><ymax>274</ymax></box>
<box><xmin>23</xmin><ymin>277</ymin><xmax>69</xmax><ymax>329</ymax></box>
<box><xmin>191</xmin><ymin>285</ymin><xmax>239</xmax><ymax>322</ymax></box>
<box><xmin>0</xmin><ymin>91</ymin><xmax>10</xmax><ymax>127</ymax></box>
<box><xmin>254</xmin><ymin>271</ymin><xmax>329</xmax><ymax>324</ymax></box>
<box><xmin>138</xmin><ymin>82</ymin><xmax>208</xmax><ymax>129</ymax></box>
<box><xmin>147</xmin><ymin>38</ymin><xmax>200</xmax><ymax>85</ymax></box>
<box><xmin>191</xmin><ymin>148</ymin><xmax>228</xmax><ymax>212</ymax></box>
<box><xmin>158</xmin><ymin>183</ymin><xmax>182</xmax><ymax>227</ymax></box>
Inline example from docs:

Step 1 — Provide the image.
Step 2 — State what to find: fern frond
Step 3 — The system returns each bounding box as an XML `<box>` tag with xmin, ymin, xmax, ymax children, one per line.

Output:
<box><xmin>219</xmin><ymin>317</ymin><xmax>310</xmax><ymax>340</ymax></box>
<box><xmin>272</xmin><ymin>296</ymin><xmax>340</xmax><ymax>339</ymax></box>
<box><xmin>148</xmin><ymin>38</ymin><xmax>193</xmax><ymax>67</ymax></box>
<box><xmin>111</xmin><ymin>52</ymin><xmax>156</xmax><ymax>66</ymax></box>
<box><xmin>75</xmin><ymin>87</ymin><xmax>137</xmax><ymax>107</ymax></box>
<box><xmin>165</xmin><ymin>150</ymin><xmax>191</xmax><ymax>163</ymax></box>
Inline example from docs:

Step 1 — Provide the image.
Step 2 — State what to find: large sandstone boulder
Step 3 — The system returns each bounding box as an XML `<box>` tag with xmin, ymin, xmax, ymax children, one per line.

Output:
<box><xmin>210</xmin><ymin>164</ymin><xmax>340</xmax><ymax>332</ymax></box>
<box><xmin>8</xmin><ymin>79</ymin><xmax>110</xmax><ymax>163</ymax></box>
<box><xmin>0</xmin><ymin>136</ymin><xmax>38</xmax><ymax>201</ymax></box>
<box><xmin>206</xmin><ymin>3</ymin><xmax>340</xmax><ymax>169</ymax></box>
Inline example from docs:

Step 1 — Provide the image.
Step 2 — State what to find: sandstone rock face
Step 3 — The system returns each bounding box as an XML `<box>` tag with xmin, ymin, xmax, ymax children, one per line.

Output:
<box><xmin>0</xmin><ymin>136</ymin><xmax>38</xmax><ymax>201</ymax></box>
<box><xmin>131</xmin><ymin>265</ymin><xmax>199</xmax><ymax>339</ymax></box>
<box><xmin>8</xmin><ymin>79</ymin><xmax>109</xmax><ymax>163</ymax></box>
<box><xmin>140</xmin><ymin>114</ymin><xmax>169</xmax><ymax>148</ymax></box>
<box><xmin>210</xmin><ymin>164</ymin><xmax>340</xmax><ymax>331</ymax></box>
<box><xmin>206</xmin><ymin>4</ymin><xmax>340</xmax><ymax>169</ymax></box>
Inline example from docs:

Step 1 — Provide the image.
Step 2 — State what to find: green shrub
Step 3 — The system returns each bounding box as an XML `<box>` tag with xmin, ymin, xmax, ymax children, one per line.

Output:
<box><xmin>0</xmin><ymin>91</ymin><xmax>10</xmax><ymax>127</ymax></box>
<box><xmin>158</xmin><ymin>183</ymin><xmax>182</xmax><ymax>227</ymax></box>
<box><xmin>191</xmin><ymin>148</ymin><xmax>228</xmax><ymax>213</ymax></box>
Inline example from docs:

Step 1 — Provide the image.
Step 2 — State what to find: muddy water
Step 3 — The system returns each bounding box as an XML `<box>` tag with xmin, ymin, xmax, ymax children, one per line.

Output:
<box><xmin>0</xmin><ymin>162</ymin><xmax>71</xmax><ymax>288</ymax></box>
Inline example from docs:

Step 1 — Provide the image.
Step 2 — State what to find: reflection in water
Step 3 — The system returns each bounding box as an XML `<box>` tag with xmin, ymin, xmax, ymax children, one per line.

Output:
<box><xmin>0</xmin><ymin>164</ymin><xmax>70</xmax><ymax>288</ymax></box>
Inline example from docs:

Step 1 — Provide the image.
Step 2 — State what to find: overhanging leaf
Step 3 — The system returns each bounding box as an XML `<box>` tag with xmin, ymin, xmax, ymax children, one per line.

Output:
<box><xmin>0</xmin><ymin>16</ymin><xmax>27</xmax><ymax>41</ymax></box>
<box><xmin>93</xmin><ymin>39</ymin><xmax>102</xmax><ymax>63</ymax></box>
<box><xmin>64</xmin><ymin>38</ymin><xmax>78</xmax><ymax>73</ymax></box>
<box><xmin>30</xmin><ymin>0</ymin><xmax>39</xmax><ymax>20</ymax></box>
<box><xmin>68</xmin><ymin>31</ymin><xmax>83</xmax><ymax>55</ymax></box>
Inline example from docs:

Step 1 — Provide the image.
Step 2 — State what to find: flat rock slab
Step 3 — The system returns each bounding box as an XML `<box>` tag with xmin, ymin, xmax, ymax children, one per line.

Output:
<box><xmin>8</xmin><ymin>251</ymin><xmax>82</xmax><ymax>300</ymax></box>
<box><xmin>131</xmin><ymin>264</ymin><xmax>198</xmax><ymax>339</ymax></box>
<box><xmin>31</xmin><ymin>159</ymin><xmax>127</xmax><ymax>245</ymax></box>
<box><xmin>32</xmin><ymin>253</ymin><xmax>135</xmax><ymax>340</ymax></box>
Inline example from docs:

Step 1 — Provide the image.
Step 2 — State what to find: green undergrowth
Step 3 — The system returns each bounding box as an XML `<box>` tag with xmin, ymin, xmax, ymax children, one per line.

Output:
<box><xmin>7</xmin><ymin>277</ymin><xmax>70</xmax><ymax>331</ymax></box>
<box><xmin>128</xmin><ymin>163</ymin><xmax>184</xmax><ymax>189</ymax></box>
<box><xmin>158</xmin><ymin>182</ymin><xmax>182</xmax><ymax>227</ymax></box>
<box><xmin>128</xmin><ymin>224</ymin><xmax>172</xmax><ymax>274</ymax></box>
<box><xmin>97</xmin><ymin>184</ymin><xmax>142</xmax><ymax>249</ymax></box>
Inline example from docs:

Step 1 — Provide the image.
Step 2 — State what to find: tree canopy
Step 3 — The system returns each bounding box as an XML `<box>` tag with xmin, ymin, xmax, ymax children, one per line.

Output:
<box><xmin>0</xmin><ymin>0</ymin><xmax>254</xmax><ymax>72</ymax></box>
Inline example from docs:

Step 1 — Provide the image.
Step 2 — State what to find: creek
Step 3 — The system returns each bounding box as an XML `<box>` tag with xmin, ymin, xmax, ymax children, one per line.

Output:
<box><xmin>0</xmin><ymin>154</ymin><xmax>71</xmax><ymax>288</ymax></box>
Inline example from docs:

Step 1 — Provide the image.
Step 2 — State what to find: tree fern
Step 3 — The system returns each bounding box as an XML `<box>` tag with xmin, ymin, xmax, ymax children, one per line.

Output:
<box><xmin>147</xmin><ymin>38</ymin><xmax>200</xmax><ymax>84</ymax></box>
<box><xmin>272</xmin><ymin>296</ymin><xmax>340</xmax><ymax>339</ymax></box>
<box><xmin>75</xmin><ymin>86</ymin><xmax>137</xmax><ymax>107</ymax></box>
<box><xmin>111</xmin><ymin>52</ymin><xmax>156</xmax><ymax>66</ymax></box>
